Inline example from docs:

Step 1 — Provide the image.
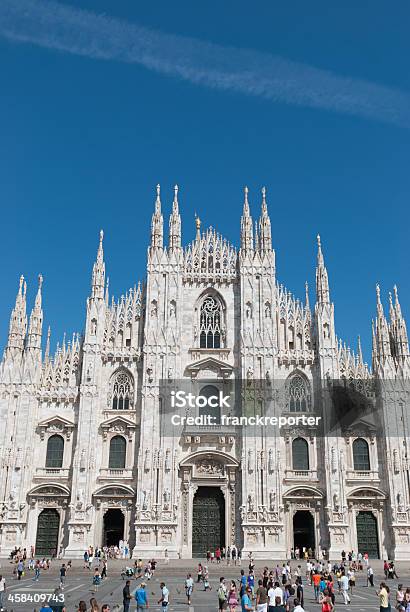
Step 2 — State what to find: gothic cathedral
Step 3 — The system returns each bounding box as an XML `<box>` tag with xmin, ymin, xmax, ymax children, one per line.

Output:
<box><xmin>1</xmin><ymin>186</ymin><xmax>409</xmax><ymax>559</ymax></box>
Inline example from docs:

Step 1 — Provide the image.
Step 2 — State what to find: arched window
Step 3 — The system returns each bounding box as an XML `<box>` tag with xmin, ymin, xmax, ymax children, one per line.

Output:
<box><xmin>353</xmin><ymin>438</ymin><xmax>370</xmax><ymax>471</ymax></box>
<box><xmin>109</xmin><ymin>435</ymin><xmax>126</xmax><ymax>469</ymax></box>
<box><xmin>292</xmin><ymin>437</ymin><xmax>309</xmax><ymax>470</ymax></box>
<box><xmin>199</xmin><ymin>384</ymin><xmax>221</xmax><ymax>424</ymax></box>
<box><xmin>286</xmin><ymin>374</ymin><xmax>311</xmax><ymax>412</ymax></box>
<box><xmin>199</xmin><ymin>295</ymin><xmax>222</xmax><ymax>349</ymax></box>
<box><xmin>46</xmin><ymin>435</ymin><xmax>64</xmax><ymax>468</ymax></box>
<box><xmin>110</xmin><ymin>369</ymin><xmax>133</xmax><ymax>410</ymax></box>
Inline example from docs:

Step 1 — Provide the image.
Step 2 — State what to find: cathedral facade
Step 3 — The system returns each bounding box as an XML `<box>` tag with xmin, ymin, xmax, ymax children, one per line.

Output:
<box><xmin>1</xmin><ymin>185</ymin><xmax>409</xmax><ymax>560</ymax></box>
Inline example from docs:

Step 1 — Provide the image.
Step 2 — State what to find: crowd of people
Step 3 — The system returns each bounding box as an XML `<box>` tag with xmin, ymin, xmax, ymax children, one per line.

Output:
<box><xmin>1</xmin><ymin>544</ymin><xmax>408</xmax><ymax>611</ymax></box>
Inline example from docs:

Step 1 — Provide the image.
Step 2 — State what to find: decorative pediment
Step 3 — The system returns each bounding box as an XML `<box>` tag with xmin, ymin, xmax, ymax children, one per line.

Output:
<box><xmin>343</xmin><ymin>416</ymin><xmax>378</xmax><ymax>441</ymax></box>
<box><xmin>100</xmin><ymin>416</ymin><xmax>136</xmax><ymax>441</ymax></box>
<box><xmin>28</xmin><ymin>484</ymin><xmax>70</xmax><ymax>497</ymax></box>
<box><xmin>37</xmin><ymin>416</ymin><xmax>75</xmax><ymax>441</ymax></box>
<box><xmin>93</xmin><ymin>485</ymin><xmax>135</xmax><ymax>498</ymax></box>
<box><xmin>185</xmin><ymin>356</ymin><xmax>234</xmax><ymax>380</ymax></box>
<box><xmin>283</xmin><ymin>486</ymin><xmax>324</xmax><ymax>500</ymax></box>
<box><xmin>347</xmin><ymin>487</ymin><xmax>386</xmax><ymax>500</ymax></box>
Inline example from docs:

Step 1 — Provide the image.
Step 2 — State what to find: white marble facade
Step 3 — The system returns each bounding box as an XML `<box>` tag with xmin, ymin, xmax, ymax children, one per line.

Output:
<box><xmin>1</xmin><ymin>186</ymin><xmax>410</xmax><ymax>559</ymax></box>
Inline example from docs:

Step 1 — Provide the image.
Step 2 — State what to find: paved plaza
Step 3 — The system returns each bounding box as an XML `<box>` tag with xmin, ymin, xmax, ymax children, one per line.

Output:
<box><xmin>0</xmin><ymin>558</ymin><xmax>404</xmax><ymax>611</ymax></box>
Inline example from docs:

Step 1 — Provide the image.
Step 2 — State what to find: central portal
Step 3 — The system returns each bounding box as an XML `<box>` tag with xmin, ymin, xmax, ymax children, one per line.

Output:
<box><xmin>192</xmin><ymin>487</ymin><xmax>225</xmax><ymax>557</ymax></box>
<box><xmin>103</xmin><ymin>509</ymin><xmax>124</xmax><ymax>546</ymax></box>
<box><xmin>293</xmin><ymin>510</ymin><xmax>315</xmax><ymax>553</ymax></box>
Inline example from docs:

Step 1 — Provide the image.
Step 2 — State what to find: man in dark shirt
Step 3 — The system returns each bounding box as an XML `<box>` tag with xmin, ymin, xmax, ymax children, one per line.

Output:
<box><xmin>123</xmin><ymin>579</ymin><xmax>132</xmax><ymax>612</ymax></box>
<box><xmin>256</xmin><ymin>578</ymin><xmax>268</xmax><ymax>610</ymax></box>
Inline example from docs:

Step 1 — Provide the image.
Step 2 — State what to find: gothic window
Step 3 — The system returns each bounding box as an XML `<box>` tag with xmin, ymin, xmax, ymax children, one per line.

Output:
<box><xmin>109</xmin><ymin>435</ymin><xmax>126</xmax><ymax>469</ymax></box>
<box><xmin>125</xmin><ymin>323</ymin><xmax>132</xmax><ymax>347</ymax></box>
<box><xmin>199</xmin><ymin>384</ymin><xmax>221</xmax><ymax>424</ymax></box>
<box><xmin>286</xmin><ymin>374</ymin><xmax>311</xmax><ymax>412</ymax></box>
<box><xmin>292</xmin><ymin>437</ymin><xmax>309</xmax><ymax>470</ymax></box>
<box><xmin>110</xmin><ymin>369</ymin><xmax>133</xmax><ymax>410</ymax></box>
<box><xmin>353</xmin><ymin>438</ymin><xmax>370</xmax><ymax>471</ymax></box>
<box><xmin>199</xmin><ymin>295</ymin><xmax>222</xmax><ymax>349</ymax></box>
<box><xmin>45</xmin><ymin>435</ymin><xmax>64</xmax><ymax>468</ymax></box>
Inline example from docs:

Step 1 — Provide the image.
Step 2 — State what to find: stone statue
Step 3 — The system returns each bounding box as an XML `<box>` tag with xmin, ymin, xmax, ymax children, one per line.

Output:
<box><xmin>247</xmin><ymin>494</ymin><xmax>254</xmax><ymax>512</ymax></box>
<box><xmin>163</xmin><ymin>488</ymin><xmax>171</xmax><ymax>509</ymax></box>
<box><xmin>141</xmin><ymin>489</ymin><xmax>149</xmax><ymax>510</ymax></box>
<box><xmin>76</xmin><ymin>489</ymin><xmax>84</xmax><ymax>509</ymax></box>
<box><xmin>269</xmin><ymin>491</ymin><xmax>276</xmax><ymax>511</ymax></box>
<box><xmin>331</xmin><ymin>447</ymin><xmax>337</xmax><ymax>473</ymax></box>
<box><xmin>248</xmin><ymin>449</ymin><xmax>254</xmax><ymax>473</ymax></box>
<box><xmin>165</xmin><ymin>449</ymin><xmax>171</xmax><ymax>471</ymax></box>
<box><xmin>268</xmin><ymin>449</ymin><xmax>275</xmax><ymax>472</ymax></box>
<box><xmin>144</xmin><ymin>449</ymin><xmax>151</xmax><ymax>471</ymax></box>
<box><xmin>333</xmin><ymin>493</ymin><xmax>340</xmax><ymax>512</ymax></box>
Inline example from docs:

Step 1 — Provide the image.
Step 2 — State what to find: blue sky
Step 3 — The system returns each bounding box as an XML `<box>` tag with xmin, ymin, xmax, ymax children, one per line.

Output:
<box><xmin>0</xmin><ymin>0</ymin><xmax>409</xmax><ymax>364</ymax></box>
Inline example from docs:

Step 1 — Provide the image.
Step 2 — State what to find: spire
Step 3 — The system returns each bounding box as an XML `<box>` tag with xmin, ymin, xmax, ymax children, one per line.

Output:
<box><xmin>91</xmin><ymin>230</ymin><xmax>105</xmax><ymax>300</ymax></box>
<box><xmin>105</xmin><ymin>277</ymin><xmax>110</xmax><ymax>306</ymax></box>
<box><xmin>258</xmin><ymin>187</ymin><xmax>272</xmax><ymax>252</ymax></box>
<box><xmin>169</xmin><ymin>184</ymin><xmax>181</xmax><ymax>249</ymax></box>
<box><xmin>26</xmin><ymin>274</ymin><xmax>44</xmax><ymax>351</ymax></box>
<box><xmin>357</xmin><ymin>335</ymin><xmax>363</xmax><ymax>364</ymax></box>
<box><xmin>315</xmin><ymin>235</ymin><xmax>330</xmax><ymax>305</ymax></box>
<box><xmin>389</xmin><ymin>284</ymin><xmax>409</xmax><ymax>362</ymax></box>
<box><xmin>151</xmin><ymin>184</ymin><xmax>163</xmax><ymax>249</ymax></box>
<box><xmin>45</xmin><ymin>326</ymin><xmax>51</xmax><ymax>362</ymax></box>
<box><xmin>254</xmin><ymin>220</ymin><xmax>259</xmax><ymax>251</ymax></box>
<box><xmin>195</xmin><ymin>213</ymin><xmax>201</xmax><ymax>240</ymax></box>
<box><xmin>240</xmin><ymin>186</ymin><xmax>253</xmax><ymax>252</ymax></box>
<box><xmin>5</xmin><ymin>275</ymin><xmax>27</xmax><ymax>354</ymax></box>
<box><xmin>389</xmin><ymin>291</ymin><xmax>395</xmax><ymax>323</ymax></box>
<box><xmin>394</xmin><ymin>285</ymin><xmax>403</xmax><ymax>319</ymax></box>
<box><xmin>373</xmin><ymin>284</ymin><xmax>392</xmax><ymax>362</ymax></box>
<box><xmin>305</xmin><ymin>281</ymin><xmax>310</xmax><ymax>311</ymax></box>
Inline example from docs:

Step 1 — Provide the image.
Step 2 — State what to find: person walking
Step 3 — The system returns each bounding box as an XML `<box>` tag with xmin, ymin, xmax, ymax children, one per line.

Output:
<box><xmin>367</xmin><ymin>566</ymin><xmax>375</xmax><ymax>587</ymax></box>
<box><xmin>340</xmin><ymin>573</ymin><xmax>351</xmax><ymax>605</ymax></box>
<box><xmin>241</xmin><ymin>585</ymin><xmax>254</xmax><ymax>611</ymax></box>
<box><xmin>100</xmin><ymin>560</ymin><xmax>107</xmax><ymax>580</ymax></box>
<box><xmin>122</xmin><ymin>579</ymin><xmax>132</xmax><ymax>612</ymax></box>
<box><xmin>319</xmin><ymin>588</ymin><xmax>334</xmax><ymax>612</ymax></box>
<box><xmin>378</xmin><ymin>583</ymin><xmax>391</xmax><ymax>612</ymax></box>
<box><xmin>158</xmin><ymin>581</ymin><xmax>170</xmax><ymax>612</ymax></box>
<box><xmin>0</xmin><ymin>574</ymin><xmax>6</xmax><ymax>612</ymax></box>
<box><xmin>396</xmin><ymin>585</ymin><xmax>405</xmax><ymax>611</ymax></box>
<box><xmin>203</xmin><ymin>566</ymin><xmax>211</xmax><ymax>591</ymax></box>
<box><xmin>218</xmin><ymin>577</ymin><xmax>228</xmax><ymax>611</ymax></box>
<box><xmin>17</xmin><ymin>559</ymin><xmax>24</xmax><ymax>580</ymax></box>
<box><xmin>92</xmin><ymin>568</ymin><xmax>101</xmax><ymax>594</ymax></box>
<box><xmin>228</xmin><ymin>580</ymin><xmax>239</xmax><ymax>612</ymax></box>
<box><xmin>89</xmin><ymin>597</ymin><xmax>100</xmax><ymax>612</ymax></box>
<box><xmin>256</xmin><ymin>578</ymin><xmax>268</xmax><ymax>612</ymax></box>
<box><xmin>232</xmin><ymin>546</ymin><xmax>237</xmax><ymax>566</ymax></box>
<box><xmin>185</xmin><ymin>573</ymin><xmax>194</xmax><ymax>606</ymax></box>
<box><xmin>59</xmin><ymin>564</ymin><xmax>67</xmax><ymax>590</ymax></box>
<box><xmin>312</xmin><ymin>570</ymin><xmax>321</xmax><ymax>602</ymax></box>
<box><xmin>34</xmin><ymin>560</ymin><xmax>41</xmax><ymax>582</ymax></box>
<box><xmin>135</xmin><ymin>582</ymin><xmax>148</xmax><ymax>611</ymax></box>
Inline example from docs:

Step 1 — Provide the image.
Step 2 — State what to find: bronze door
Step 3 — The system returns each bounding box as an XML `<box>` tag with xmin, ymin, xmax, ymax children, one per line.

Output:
<box><xmin>35</xmin><ymin>508</ymin><xmax>60</xmax><ymax>557</ymax></box>
<box><xmin>356</xmin><ymin>511</ymin><xmax>380</xmax><ymax>558</ymax></box>
<box><xmin>192</xmin><ymin>487</ymin><xmax>225</xmax><ymax>557</ymax></box>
